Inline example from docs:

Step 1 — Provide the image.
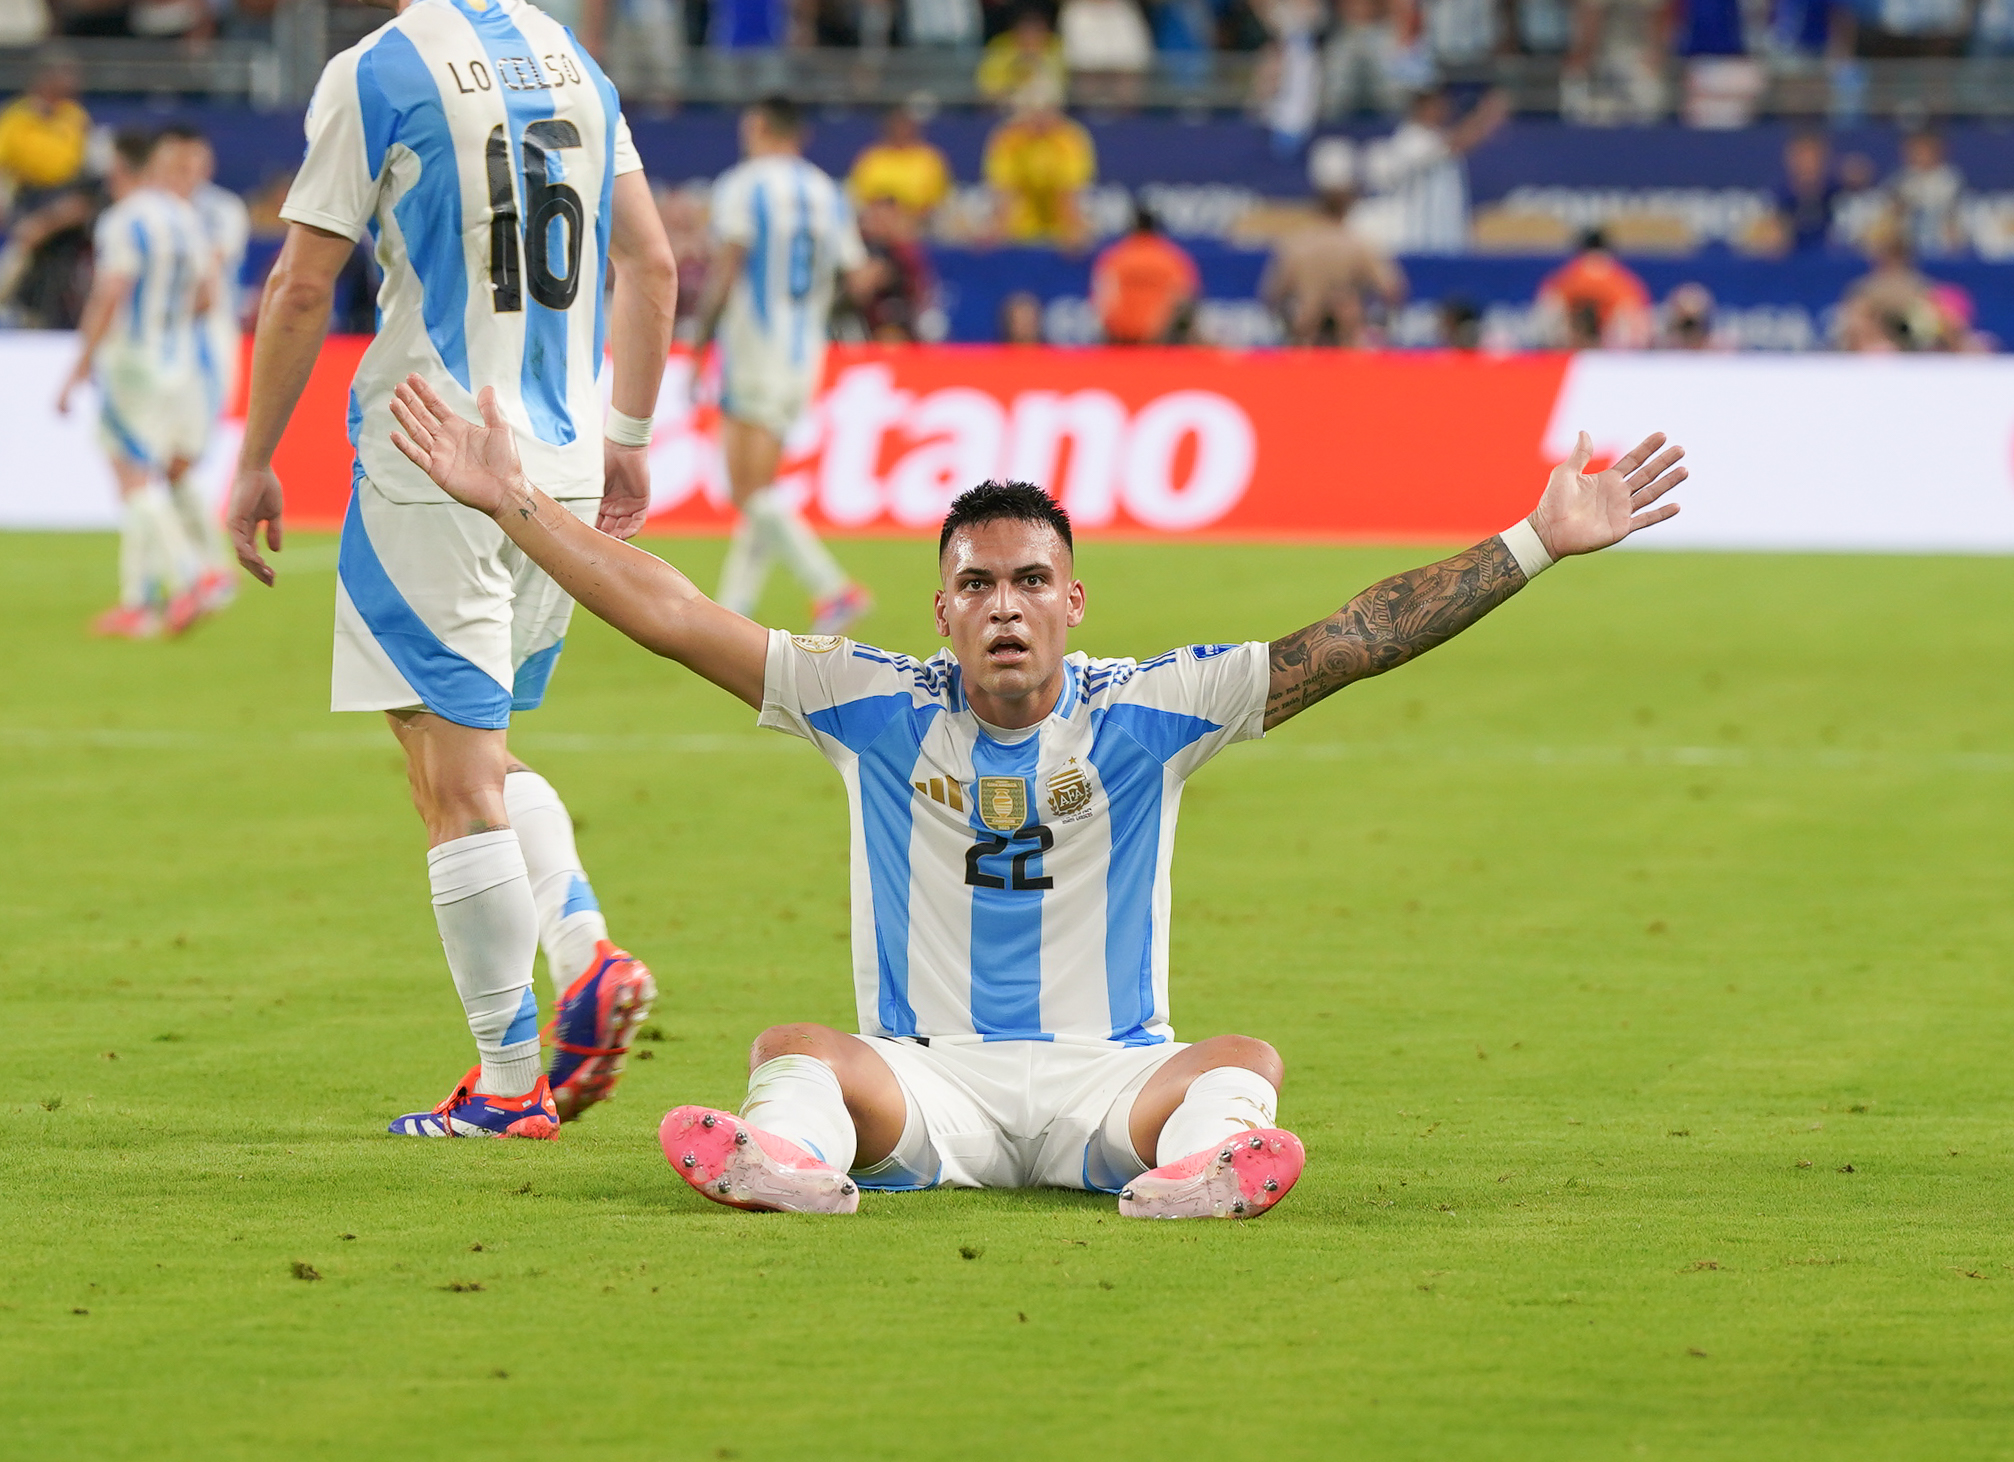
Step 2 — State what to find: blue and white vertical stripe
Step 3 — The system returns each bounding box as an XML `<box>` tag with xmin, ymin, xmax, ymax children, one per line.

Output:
<box><xmin>763</xmin><ymin>633</ymin><xmax>1271</xmax><ymax>1047</ymax></box>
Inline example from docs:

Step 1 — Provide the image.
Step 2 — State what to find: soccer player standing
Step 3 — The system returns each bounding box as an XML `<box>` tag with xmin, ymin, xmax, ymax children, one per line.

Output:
<box><xmin>57</xmin><ymin>128</ymin><xmax>212</xmax><ymax>639</ymax></box>
<box><xmin>225</xmin><ymin>0</ymin><xmax>679</xmax><ymax>1138</ymax></box>
<box><xmin>693</xmin><ymin>96</ymin><xmax>874</xmax><ymax>636</ymax></box>
<box><xmin>385</xmin><ymin>372</ymin><xmax>1686</xmax><ymax>1217</ymax></box>
<box><xmin>157</xmin><ymin>122</ymin><xmax>250</xmax><ymax>614</ymax></box>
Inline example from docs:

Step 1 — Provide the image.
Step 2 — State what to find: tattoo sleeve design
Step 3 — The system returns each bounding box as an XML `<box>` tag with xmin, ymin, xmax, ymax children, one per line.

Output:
<box><xmin>1265</xmin><ymin>534</ymin><xmax>1527</xmax><ymax>728</ymax></box>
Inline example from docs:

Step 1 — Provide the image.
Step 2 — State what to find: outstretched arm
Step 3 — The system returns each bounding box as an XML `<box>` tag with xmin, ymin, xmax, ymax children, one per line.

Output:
<box><xmin>388</xmin><ymin>374</ymin><xmax>769</xmax><ymax>708</ymax></box>
<box><xmin>1264</xmin><ymin>430</ymin><xmax>1686</xmax><ymax>730</ymax></box>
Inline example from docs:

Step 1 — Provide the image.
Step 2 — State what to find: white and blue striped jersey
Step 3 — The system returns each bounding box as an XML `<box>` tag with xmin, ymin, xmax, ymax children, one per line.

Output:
<box><xmin>711</xmin><ymin>154</ymin><xmax>866</xmax><ymax>369</ymax></box>
<box><xmin>759</xmin><ymin>631</ymin><xmax>1271</xmax><ymax>1047</ymax></box>
<box><xmin>191</xmin><ymin>180</ymin><xmax>250</xmax><ymax>330</ymax></box>
<box><xmin>92</xmin><ymin>186</ymin><xmax>207</xmax><ymax>372</ymax></box>
<box><xmin>281</xmin><ymin>0</ymin><xmax>642</xmax><ymax>504</ymax></box>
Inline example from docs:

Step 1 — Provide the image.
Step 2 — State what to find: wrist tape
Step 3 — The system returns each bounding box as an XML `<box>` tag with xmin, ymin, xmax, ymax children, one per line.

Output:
<box><xmin>605</xmin><ymin>408</ymin><xmax>654</xmax><ymax>447</ymax></box>
<box><xmin>1501</xmin><ymin>518</ymin><xmax>1554</xmax><ymax>580</ymax></box>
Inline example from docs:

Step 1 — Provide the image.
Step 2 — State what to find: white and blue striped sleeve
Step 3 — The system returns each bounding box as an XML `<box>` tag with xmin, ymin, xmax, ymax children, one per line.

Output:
<box><xmin>757</xmin><ymin>629</ymin><xmax>921</xmax><ymax>754</ymax></box>
<box><xmin>612</xmin><ymin>112</ymin><xmax>641</xmax><ymax>177</ymax></box>
<box><xmin>1107</xmin><ymin>641</ymin><xmax>1270</xmax><ymax>780</ymax></box>
<box><xmin>92</xmin><ymin>202</ymin><xmax>139</xmax><ymax>280</ymax></box>
<box><xmin>711</xmin><ymin>168</ymin><xmax>754</xmax><ymax>247</ymax></box>
<box><xmin>278</xmin><ymin>48</ymin><xmax>378</xmax><ymax>243</ymax></box>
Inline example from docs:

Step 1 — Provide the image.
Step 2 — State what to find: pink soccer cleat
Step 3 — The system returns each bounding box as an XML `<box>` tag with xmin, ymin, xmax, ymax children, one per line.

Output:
<box><xmin>1118</xmin><ymin>1128</ymin><xmax>1305</xmax><ymax>1220</ymax></box>
<box><xmin>92</xmin><ymin>604</ymin><xmax>161</xmax><ymax>639</ymax></box>
<box><xmin>809</xmin><ymin>583</ymin><xmax>873</xmax><ymax>637</ymax></box>
<box><xmin>659</xmin><ymin>1106</ymin><xmax>859</xmax><ymax>1214</ymax></box>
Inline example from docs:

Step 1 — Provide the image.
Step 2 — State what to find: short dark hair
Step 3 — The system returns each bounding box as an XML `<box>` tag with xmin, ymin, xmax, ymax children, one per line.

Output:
<box><xmin>112</xmin><ymin>127</ymin><xmax>157</xmax><ymax>171</ymax></box>
<box><xmin>156</xmin><ymin>121</ymin><xmax>208</xmax><ymax>144</ymax></box>
<box><xmin>938</xmin><ymin>480</ymin><xmax>1073</xmax><ymax>560</ymax></box>
<box><xmin>750</xmin><ymin>95</ymin><xmax>803</xmax><ymax>139</ymax></box>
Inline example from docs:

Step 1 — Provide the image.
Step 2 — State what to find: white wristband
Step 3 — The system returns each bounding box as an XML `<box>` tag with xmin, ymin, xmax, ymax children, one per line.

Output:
<box><xmin>605</xmin><ymin>408</ymin><xmax>654</xmax><ymax>447</ymax></box>
<box><xmin>1500</xmin><ymin>517</ymin><xmax>1554</xmax><ymax>580</ymax></box>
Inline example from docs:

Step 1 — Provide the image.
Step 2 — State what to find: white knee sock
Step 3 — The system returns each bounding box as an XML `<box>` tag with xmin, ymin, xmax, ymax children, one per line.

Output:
<box><xmin>502</xmin><ymin>769</ymin><xmax>609</xmax><ymax>998</ymax></box>
<box><xmin>427</xmin><ymin>830</ymin><xmax>542</xmax><ymax>1096</ymax></box>
<box><xmin>1155</xmin><ymin>1067</ymin><xmax>1280</xmax><ymax>1166</ymax></box>
<box><xmin>122</xmin><ymin>486</ymin><xmax>196</xmax><ymax>608</ymax></box>
<box><xmin>717</xmin><ymin>514</ymin><xmax>772</xmax><ymax>617</ymax></box>
<box><xmin>740</xmin><ymin>1055</ymin><xmax>857</xmax><ymax>1171</ymax></box>
<box><xmin>742</xmin><ymin>488</ymin><xmax>847</xmax><ymax>601</ymax></box>
<box><xmin>168</xmin><ymin>472</ymin><xmax>227</xmax><ymax>572</ymax></box>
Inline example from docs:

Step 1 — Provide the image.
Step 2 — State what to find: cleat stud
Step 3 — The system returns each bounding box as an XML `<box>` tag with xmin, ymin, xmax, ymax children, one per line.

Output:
<box><xmin>1120</xmin><ymin>1188</ymin><xmax>1134</xmax><ymax>1201</ymax></box>
<box><xmin>840</xmin><ymin>1181</ymin><xmax>856</xmax><ymax>1196</ymax></box>
<box><xmin>1218</xmin><ymin>1148</ymin><xmax>1235</xmax><ymax>1163</ymax></box>
<box><xmin>701</xmin><ymin>1113</ymin><xmax>718</xmax><ymax>1128</ymax></box>
<box><xmin>1249</xmin><ymin>1136</ymin><xmax>1264</xmax><ymax>1150</ymax></box>
<box><xmin>1232</xmin><ymin>1201</ymin><xmax>1247</xmax><ymax>1214</ymax></box>
<box><xmin>1264</xmin><ymin>1178</ymin><xmax>1279</xmax><ymax>1192</ymax></box>
<box><xmin>681</xmin><ymin>1153</ymin><xmax>696</xmax><ymax>1168</ymax></box>
<box><xmin>716</xmin><ymin>1180</ymin><xmax>731</xmax><ymax>1194</ymax></box>
<box><xmin>734</xmin><ymin>1130</ymin><xmax>750</xmax><ymax>1146</ymax></box>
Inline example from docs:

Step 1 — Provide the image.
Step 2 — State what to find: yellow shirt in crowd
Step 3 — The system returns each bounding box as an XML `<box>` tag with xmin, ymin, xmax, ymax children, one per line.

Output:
<box><xmin>848</xmin><ymin>141</ymin><xmax>953</xmax><ymax>216</ymax></box>
<box><xmin>983</xmin><ymin>116</ymin><xmax>1096</xmax><ymax>243</ymax></box>
<box><xmin>0</xmin><ymin>96</ymin><xmax>90</xmax><ymax>190</ymax></box>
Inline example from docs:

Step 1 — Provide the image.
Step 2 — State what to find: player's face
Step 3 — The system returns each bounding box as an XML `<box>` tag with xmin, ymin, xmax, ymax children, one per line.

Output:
<box><xmin>935</xmin><ymin>520</ymin><xmax>1085</xmax><ymax>711</ymax></box>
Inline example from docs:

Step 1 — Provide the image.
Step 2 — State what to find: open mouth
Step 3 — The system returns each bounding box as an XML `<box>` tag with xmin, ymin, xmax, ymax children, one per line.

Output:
<box><xmin>985</xmin><ymin>635</ymin><xmax>1030</xmax><ymax>665</ymax></box>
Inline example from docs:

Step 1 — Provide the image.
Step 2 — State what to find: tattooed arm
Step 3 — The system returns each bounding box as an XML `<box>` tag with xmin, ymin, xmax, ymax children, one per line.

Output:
<box><xmin>1265</xmin><ymin>429</ymin><xmax>1689</xmax><ymax>731</ymax></box>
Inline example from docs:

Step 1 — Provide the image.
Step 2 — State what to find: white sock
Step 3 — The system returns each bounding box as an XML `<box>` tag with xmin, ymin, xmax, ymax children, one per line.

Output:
<box><xmin>743</xmin><ymin>487</ymin><xmax>847</xmax><ymax>602</ymax></box>
<box><xmin>717</xmin><ymin>514</ymin><xmax>772</xmax><ymax>617</ymax></box>
<box><xmin>740</xmin><ymin>1055</ymin><xmax>857</xmax><ymax>1171</ymax></box>
<box><xmin>118</xmin><ymin>492</ymin><xmax>152</xmax><ymax>609</ymax></box>
<box><xmin>123</xmin><ymin>486</ymin><xmax>196</xmax><ymax>608</ymax></box>
<box><xmin>427</xmin><ymin>829</ymin><xmax>543</xmax><ymax>1096</ymax></box>
<box><xmin>168</xmin><ymin>472</ymin><xmax>227</xmax><ymax>572</ymax></box>
<box><xmin>502</xmin><ymin>768</ymin><xmax>610</xmax><ymax>998</ymax></box>
<box><xmin>1155</xmin><ymin>1067</ymin><xmax>1280</xmax><ymax>1167</ymax></box>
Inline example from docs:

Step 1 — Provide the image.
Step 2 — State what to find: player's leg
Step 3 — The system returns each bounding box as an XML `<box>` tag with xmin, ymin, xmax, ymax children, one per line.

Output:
<box><xmin>718</xmin><ymin>389</ymin><xmax>870</xmax><ymax>634</ymax></box>
<box><xmin>715</xmin><ymin>415</ymin><xmax>781</xmax><ymax>617</ymax></box>
<box><xmin>386</xmin><ymin>711</ymin><xmax>554</xmax><ymax>1114</ymax></box>
<box><xmin>1116</xmin><ymin>1035</ymin><xmax>1306</xmax><ymax>1220</ymax></box>
<box><xmin>495</xmin><ymin>505</ymin><xmax>655</xmax><ymax>1121</ymax></box>
<box><xmin>97</xmin><ymin>385</ymin><xmax>202</xmax><ymax>635</ymax></box>
<box><xmin>659</xmin><ymin>1023</ymin><xmax>912</xmax><ymax>1214</ymax></box>
<box><xmin>335</xmin><ymin>478</ymin><xmax>555</xmax><ymax>1137</ymax></box>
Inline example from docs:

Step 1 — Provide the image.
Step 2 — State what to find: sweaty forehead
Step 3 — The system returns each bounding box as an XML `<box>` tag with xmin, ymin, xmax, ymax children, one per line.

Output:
<box><xmin>939</xmin><ymin>519</ymin><xmax>1072</xmax><ymax>579</ymax></box>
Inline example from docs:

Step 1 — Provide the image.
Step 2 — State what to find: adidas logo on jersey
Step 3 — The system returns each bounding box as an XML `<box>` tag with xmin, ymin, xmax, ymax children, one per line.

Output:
<box><xmin>913</xmin><ymin>777</ymin><xmax>965</xmax><ymax>812</ymax></box>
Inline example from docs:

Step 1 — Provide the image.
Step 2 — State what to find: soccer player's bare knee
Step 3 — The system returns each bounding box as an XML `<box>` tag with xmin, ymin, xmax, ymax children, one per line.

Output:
<box><xmin>1194</xmin><ymin>1034</ymin><xmax>1284</xmax><ymax>1090</ymax></box>
<box><xmin>387</xmin><ymin>712</ymin><xmax>511</xmax><ymax>843</ymax></box>
<box><xmin>749</xmin><ymin>1022</ymin><xmax>846</xmax><ymax>1068</ymax></box>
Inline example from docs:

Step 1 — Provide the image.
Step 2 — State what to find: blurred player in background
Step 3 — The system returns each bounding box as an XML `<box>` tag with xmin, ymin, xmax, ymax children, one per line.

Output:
<box><xmin>225</xmin><ymin>0</ymin><xmax>678</xmax><ymax>1140</ymax></box>
<box><xmin>159</xmin><ymin>122</ymin><xmax>248</xmax><ymax>613</ymax></box>
<box><xmin>385</xmin><ymin>373</ymin><xmax>1686</xmax><ymax>1221</ymax></box>
<box><xmin>56</xmin><ymin>127</ymin><xmax>212</xmax><ymax>639</ymax></box>
<box><xmin>693</xmin><ymin>95</ymin><xmax>875</xmax><ymax>636</ymax></box>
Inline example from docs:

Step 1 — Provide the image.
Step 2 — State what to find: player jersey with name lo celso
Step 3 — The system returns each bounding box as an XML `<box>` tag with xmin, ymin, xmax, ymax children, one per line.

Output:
<box><xmin>280</xmin><ymin>0</ymin><xmax>640</xmax><ymax>504</ymax></box>
<box><xmin>760</xmin><ymin>631</ymin><xmax>1271</xmax><ymax>1048</ymax></box>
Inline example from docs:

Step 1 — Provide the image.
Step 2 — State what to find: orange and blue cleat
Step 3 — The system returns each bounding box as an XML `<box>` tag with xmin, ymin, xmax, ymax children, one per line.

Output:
<box><xmin>1118</xmin><ymin>1128</ymin><xmax>1305</xmax><ymax>1220</ymax></box>
<box><xmin>545</xmin><ymin>941</ymin><xmax>656</xmax><ymax>1123</ymax></box>
<box><xmin>810</xmin><ymin>583</ymin><xmax>873</xmax><ymax>638</ymax></box>
<box><xmin>387</xmin><ymin>1066</ymin><xmax>560</xmax><ymax>1139</ymax></box>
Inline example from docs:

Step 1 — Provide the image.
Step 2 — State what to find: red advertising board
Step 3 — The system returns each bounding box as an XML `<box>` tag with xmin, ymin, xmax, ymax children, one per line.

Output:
<box><xmin>270</xmin><ymin>341</ymin><xmax>1576</xmax><ymax>539</ymax></box>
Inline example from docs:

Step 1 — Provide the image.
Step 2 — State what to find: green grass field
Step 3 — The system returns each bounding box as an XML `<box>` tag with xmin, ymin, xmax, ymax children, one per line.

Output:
<box><xmin>5</xmin><ymin>530</ymin><xmax>2013</xmax><ymax>1460</ymax></box>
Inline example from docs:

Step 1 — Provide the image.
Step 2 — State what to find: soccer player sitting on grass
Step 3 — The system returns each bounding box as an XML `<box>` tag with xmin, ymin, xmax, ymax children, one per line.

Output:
<box><xmin>387</xmin><ymin>373</ymin><xmax>1686</xmax><ymax>1219</ymax></box>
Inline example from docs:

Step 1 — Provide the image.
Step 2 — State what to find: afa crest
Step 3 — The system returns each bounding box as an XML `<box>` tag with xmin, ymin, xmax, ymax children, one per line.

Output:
<box><xmin>1047</xmin><ymin>760</ymin><xmax>1093</xmax><ymax>818</ymax></box>
<box><xmin>791</xmin><ymin>634</ymin><xmax>842</xmax><ymax>653</ymax></box>
<box><xmin>976</xmin><ymin>776</ymin><xmax>1028</xmax><ymax>832</ymax></box>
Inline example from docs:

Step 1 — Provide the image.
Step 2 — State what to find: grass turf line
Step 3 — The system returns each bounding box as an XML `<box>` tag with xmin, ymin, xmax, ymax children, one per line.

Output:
<box><xmin>4</xmin><ymin>531</ymin><xmax>2012</xmax><ymax>1460</ymax></box>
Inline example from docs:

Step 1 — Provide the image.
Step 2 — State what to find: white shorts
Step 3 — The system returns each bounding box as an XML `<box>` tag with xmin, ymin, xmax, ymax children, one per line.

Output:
<box><xmin>849</xmin><ymin>1036</ymin><xmax>1186</xmax><ymax>1193</ymax></box>
<box><xmin>332</xmin><ymin>473</ymin><xmax>595</xmax><ymax>728</ymax></box>
<box><xmin>97</xmin><ymin>355</ymin><xmax>208</xmax><ymax>469</ymax></box>
<box><xmin>718</xmin><ymin>316</ymin><xmax>823</xmax><ymax>439</ymax></box>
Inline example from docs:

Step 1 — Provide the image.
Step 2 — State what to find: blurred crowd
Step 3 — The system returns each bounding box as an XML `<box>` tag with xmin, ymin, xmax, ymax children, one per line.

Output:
<box><xmin>0</xmin><ymin>29</ymin><xmax>2000</xmax><ymax>354</ymax></box>
<box><xmin>0</xmin><ymin>0</ymin><xmax>283</xmax><ymax>43</ymax></box>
